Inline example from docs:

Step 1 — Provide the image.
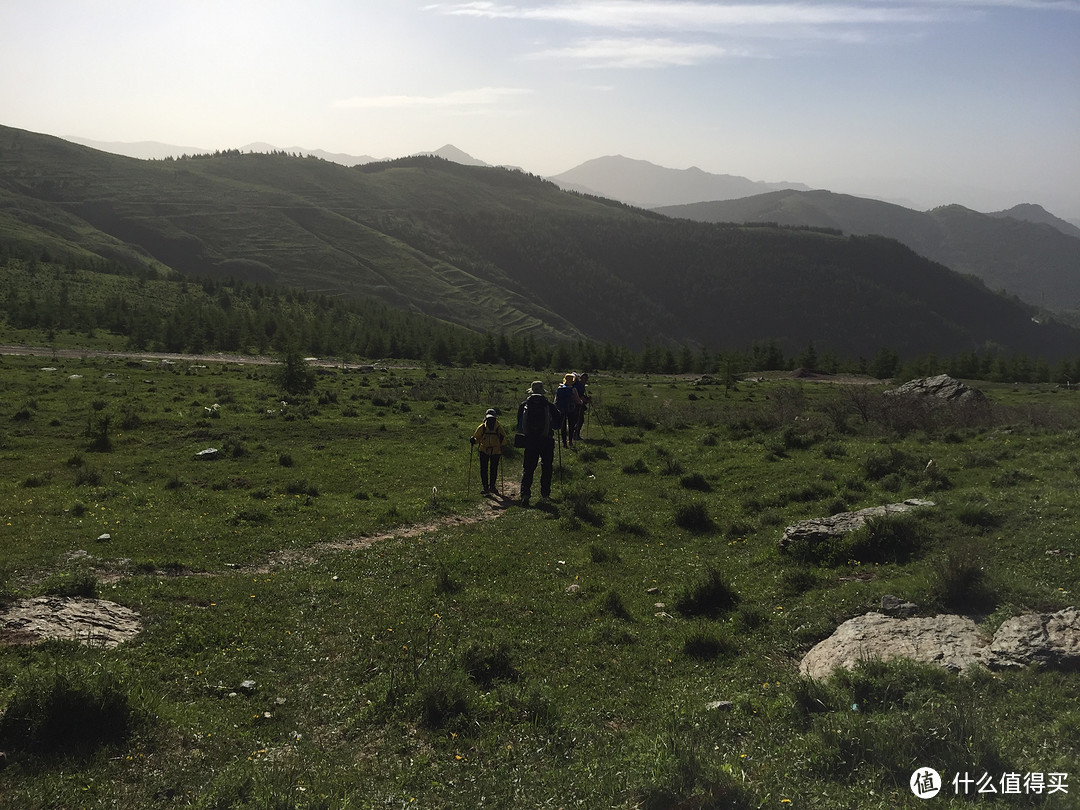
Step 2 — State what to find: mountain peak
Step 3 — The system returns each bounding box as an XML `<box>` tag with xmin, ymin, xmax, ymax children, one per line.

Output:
<box><xmin>990</xmin><ymin>203</ymin><xmax>1080</xmax><ymax>239</ymax></box>
<box><xmin>419</xmin><ymin>145</ymin><xmax>491</xmax><ymax>167</ymax></box>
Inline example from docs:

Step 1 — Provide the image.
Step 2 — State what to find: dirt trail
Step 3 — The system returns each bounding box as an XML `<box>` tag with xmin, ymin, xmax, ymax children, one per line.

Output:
<box><xmin>2</xmin><ymin>485</ymin><xmax>520</xmax><ymax>647</ymax></box>
<box><xmin>246</xmin><ymin>484</ymin><xmax>520</xmax><ymax>574</ymax></box>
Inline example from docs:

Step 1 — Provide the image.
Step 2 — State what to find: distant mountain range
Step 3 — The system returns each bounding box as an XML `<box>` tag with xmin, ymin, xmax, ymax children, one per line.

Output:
<box><xmin>66</xmin><ymin>136</ymin><xmax>485</xmax><ymax>169</ymax></box>
<box><xmin>547</xmin><ymin>155</ymin><xmax>811</xmax><ymax>208</ymax></box>
<box><xmin>654</xmin><ymin>191</ymin><xmax>1080</xmax><ymax>319</ymax></box>
<box><xmin>3</xmin><ymin>124</ymin><xmax>1077</xmax><ymax>362</ymax></box>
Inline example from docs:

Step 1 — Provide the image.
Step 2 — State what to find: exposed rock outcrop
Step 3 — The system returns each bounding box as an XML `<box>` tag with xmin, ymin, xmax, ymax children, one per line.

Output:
<box><xmin>800</xmin><ymin>607</ymin><xmax>1080</xmax><ymax>679</ymax></box>
<box><xmin>779</xmin><ymin>499</ymin><xmax>935</xmax><ymax>554</ymax></box>
<box><xmin>799</xmin><ymin>613</ymin><xmax>988</xmax><ymax>679</ymax></box>
<box><xmin>0</xmin><ymin>596</ymin><xmax>142</xmax><ymax>648</ymax></box>
<box><xmin>982</xmin><ymin>607</ymin><xmax>1080</xmax><ymax>670</ymax></box>
<box><xmin>884</xmin><ymin>374</ymin><xmax>986</xmax><ymax>404</ymax></box>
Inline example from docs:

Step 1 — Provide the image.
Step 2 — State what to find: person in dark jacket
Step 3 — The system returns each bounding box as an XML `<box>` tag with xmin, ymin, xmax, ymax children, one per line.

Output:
<box><xmin>572</xmin><ymin>372</ymin><xmax>589</xmax><ymax>440</ymax></box>
<box><xmin>554</xmin><ymin>372</ymin><xmax>583</xmax><ymax>448</ymax></box>
<box><xmin>471</xmin><ymin>408</ymin><xmax>507</xmax><ymax>494</ymax></box>
<box><xmin>516</xmin><ymin>381</ymin><xmax>561</xmax><ymax>507</ymax></box>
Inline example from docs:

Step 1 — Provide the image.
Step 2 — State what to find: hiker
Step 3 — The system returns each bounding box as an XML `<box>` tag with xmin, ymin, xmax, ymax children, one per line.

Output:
<box><xmin>554</xmin><ymin>372</ymin><xmax>583</xmax><ymax>448</ymax></box>
<box><xmin>572</xmin><ymin>372</ymin><xmax>589</xmax><ymax>440</ymax></box>
<box><xmin>470</xmin><ymin>408</ymin><xmax>507</xmax><ymax>495</ymax></box>
<box><xmin>516</xmin><ymin>380</ymin><xmax>560</xmax><ymax>507</ymax></box>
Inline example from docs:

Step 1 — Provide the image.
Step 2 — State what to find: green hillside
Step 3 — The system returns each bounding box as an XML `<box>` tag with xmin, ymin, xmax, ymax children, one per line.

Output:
<box><xmin>2</xmin><ymin>124</ymin><xmax>1078</xmax><ymax>361</ymax></box>
<box><xmin>655</xmin><ymin>190</ymin><xmax>1080</xmax><ymax>320</ymax></box>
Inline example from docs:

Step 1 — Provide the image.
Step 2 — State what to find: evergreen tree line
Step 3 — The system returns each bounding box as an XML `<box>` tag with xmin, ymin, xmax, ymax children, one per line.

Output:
<box><xmin>2</xmin><ymin>256</ymin><xmax>1078</xmax><ymax>384</ymax></box>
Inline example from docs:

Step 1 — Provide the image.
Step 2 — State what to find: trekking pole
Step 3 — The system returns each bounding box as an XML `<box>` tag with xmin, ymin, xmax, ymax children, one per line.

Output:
<box><xmin>466</xmin><ymin>442</ymin><xmax>475</xmax><ymax>495</ymax></box>
<box><xmin>592</xmin><ymin>404</ymin><xmax>609</xmax><ymax>440</ymax></box>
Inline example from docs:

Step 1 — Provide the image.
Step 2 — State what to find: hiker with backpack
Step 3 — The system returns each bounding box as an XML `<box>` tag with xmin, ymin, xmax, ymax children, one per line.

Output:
<box><xmin>516</xmin><ymin>381</ymin><xmax>561</xmax><ymax>507</ymax></box>
<box><xmin>572</xmin><ymin>372</ymin><xmax>589</xmax><ymax>440</ymax></box>
<box><xmin>554</xmin><ymin>372</ymin><xmax>583</xmax><ymax>449</ymax></box>
<box><xmin>470</xmin><ymin>408</ymin><xmax>507</xmax><ymax>495</ymax></box>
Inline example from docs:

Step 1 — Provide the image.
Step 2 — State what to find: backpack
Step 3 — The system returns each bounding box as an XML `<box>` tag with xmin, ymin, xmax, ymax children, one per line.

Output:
<box><xmin>520</xmin><ymin>395</ymin><xmax>551</xmax><ymax>438</ymax></box>
<box><xmin>554</xmin><ymin>384</ymin><xmax>575</xmax><ymax>414</ymax></box>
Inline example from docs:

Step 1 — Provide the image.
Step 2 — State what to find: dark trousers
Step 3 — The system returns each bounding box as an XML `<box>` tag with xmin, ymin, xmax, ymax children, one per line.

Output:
<box><xmin>520</xmin><ymin>437</ymin><xmax>554</xmax><ymax>500</ymax></box>
<box><xmin>574</xmin><ymin>405</ymin><xmax>586</xmax><ymax>439</ymax></box>
<box><xmin>558</xmin><ymin>410</ymin><xmax>576</xmax><ymax>446</ymax></box>
<box><xmin>479</xmin><ymin>452</ymin><xmax>500</xmax><ymax>491</ymax></box>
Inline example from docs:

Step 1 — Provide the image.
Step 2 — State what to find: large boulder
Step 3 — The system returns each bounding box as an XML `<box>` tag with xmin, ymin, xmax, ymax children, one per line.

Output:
<box><xmin>884</xmin><ymin>374</ymin><xmax>986</xmax><ymax>404</ymax></box>
<box><xmin>982</xmin><ymin>607</ymin><xmax>1080</xmax><ymax>670</ymax></box>
<box><xmin>800</xmin><ymin>607</ymin><xmax>1080</xmax><ymax>679</ymax></box>
<box><xmin>779</xmin><ymin>499</ymin><xmax>935</xmax><ymax>554</ymax></box>
<box><xmin>799</xmin><ymin>613</ymin><xmax>988</xmax><ymax>679</ymax></box>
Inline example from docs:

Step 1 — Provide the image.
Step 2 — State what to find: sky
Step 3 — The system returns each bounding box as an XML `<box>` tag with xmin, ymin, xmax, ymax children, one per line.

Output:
<box><xmin>1</xmin><ymin>0</ymin><xmax>1078</xmax><ymax>217</ymax></box>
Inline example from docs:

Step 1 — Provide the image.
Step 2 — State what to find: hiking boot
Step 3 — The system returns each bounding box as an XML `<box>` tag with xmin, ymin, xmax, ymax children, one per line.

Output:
<box><xmin>520</xmin><ymin>497</ymin><xmax>530</xmax><ymax>508</ymax></box>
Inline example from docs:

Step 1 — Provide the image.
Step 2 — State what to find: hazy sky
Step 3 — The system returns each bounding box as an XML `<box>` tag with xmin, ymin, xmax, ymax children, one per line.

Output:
<box><xmin>2</xmin><ymin>0</ymin><xmax>1078</xmax><ymax>216</ymax></box>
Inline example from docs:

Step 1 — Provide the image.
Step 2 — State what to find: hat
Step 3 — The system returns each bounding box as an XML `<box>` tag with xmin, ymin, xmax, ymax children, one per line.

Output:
<box><xmin>485</xmin><ymin>408</ymin><xmax>497</xmax><ymax>418</ymax></box>
<box><xmin>562</xmin><ymin>372</ymin><xmax>575</xmax><ymax>383</ymax></box>
<box><xmin>529</xmin><ymin>380</ymin><xmax>546</xmax><ymax>395</ymax></box>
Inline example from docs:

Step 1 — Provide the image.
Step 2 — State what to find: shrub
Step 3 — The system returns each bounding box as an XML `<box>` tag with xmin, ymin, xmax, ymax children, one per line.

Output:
<box><xmin>675</xmin><ymin>568</ymin><xmax>739</xmax><ymax>619</ymax></box>
<box><xmin>275</xmin><ymin>348</ymin><xmax>316</xmax><ymax>396</ymax></box>
<box><xmin>862</xmin><ymin>447</ymin><xmax>918</xmax><ymax>481</ymax></box>
<box><xmin>956</xmin><ymin>498</ymin><xmax>1001</xmax><ymax>529</ymax></box>
<box><xmin>434</xmin><ymin>564</ymin><xmax>462</xmax><ymax>595</ymax></box>
<box><xmin>601</xmin><ymin>589</ymin><xmax>633</xmax><ymax>621</ymax></box>
<box><xmin>461</xmin><ymin>640</ymin><xmax>518</xmax><ymax>688</ymax></box>
<box><xmin>589</xmin><ymin>543</ymin><xmax>621</xmax><ymax>564</ymax></box>
<box><xmin>285</xmin><ymin>479</ymin><xmax>319</xmax><ymax>497</ymax></box>
<box><xmin>621</xmin><ymin>457</ymin><xmax>649</xmax><ymax>475</ymax></box>
<box><xmin>780</xmin><ymin>567</ymin><xmax>821</xmax><ymax>596</ymax></box>
<box><xmin>932</xmin><ymin>546</ymin><xmax>996</xmax><ymax>612</ymax></box>
<box><xmin>679</xmin><ymin>472</ymin><xmax>711</xmax><ymax>492</ymax></box>
<box><xmin>415</xmin><ymin>673</ymin><xmax>472</xmax><ymax>730</ymax></box>
<box><xmin>0</xmin><ymin>666</ymin><xmax>138</xmax><ymax>755</ymax></box>
<box><xmin>796</xmin><ymin>513</ymin><xmax>929</xmax><ymax>567</ymax></box>
<box><xmin>732</xmin><ymin>604</ymin><xmax>768</xmax><ymax>633</ymax></box>
<box><xmin>632</xmin><ymin>728</ymin><xmax>752</xmax><ymax>810</ymax></box>
<box><xmin>41</xmin><ymin>569</ymin><xmax>98</xmax><ymax>598</ymax></box>
<box><xmin>86</xmin><ymin>413</ymin><xmax>112</xmax><ymax>452</ymax></box>
<box><xmin>674</xmin><ymin>500</ymin><xmax>715</xmax><ymax>533</ymax></box>
<box><xmin>682</xmin><ymin>628</ymin><xmax>736</xmax><ymax>661</ymax></box>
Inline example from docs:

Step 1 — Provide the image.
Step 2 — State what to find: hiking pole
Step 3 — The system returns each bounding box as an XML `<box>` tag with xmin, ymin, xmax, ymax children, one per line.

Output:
<box><xmin>593</xmin><ymin>403</ymin><xmax>609</xmax><ymax>440</ymax></box>
<box><xmin>466</xmin><ymin>442</ymin><xmax>475</xmax><ymax>495</ymax></box>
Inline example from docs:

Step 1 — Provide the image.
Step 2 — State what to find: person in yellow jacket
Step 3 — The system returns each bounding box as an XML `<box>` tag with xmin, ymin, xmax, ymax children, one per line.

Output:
<box><xmin>470</xmin><ymin>408</ymin><xmax>508</xmax><ymax>495</ymax></box>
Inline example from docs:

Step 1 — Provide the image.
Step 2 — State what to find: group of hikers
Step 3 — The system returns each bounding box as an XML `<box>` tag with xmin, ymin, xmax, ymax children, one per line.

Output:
<box><xmin>468</xmin><ymin>372</ymin><xmax>590</xmax><ymax>507</ymax></box>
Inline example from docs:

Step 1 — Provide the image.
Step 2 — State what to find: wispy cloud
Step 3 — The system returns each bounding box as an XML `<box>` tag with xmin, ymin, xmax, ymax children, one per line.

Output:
<box><xmin>429</xmin><ymin>0</ymin><xmax>1079</xmax><ymax>30</ymax></box>
<box><xmin>431</xmin><ymin>1</ymin><xmax>936</xmax><ymax>29</ymax></box>
<box><xmin>528</xmin><ymin>37</ymin><xmax>741</xmax><ymax>68</ymax></box>
<box><xmin>333</xmin><ymin>87</ymin><xmax>530</xmax><ymax>109</ymax></box>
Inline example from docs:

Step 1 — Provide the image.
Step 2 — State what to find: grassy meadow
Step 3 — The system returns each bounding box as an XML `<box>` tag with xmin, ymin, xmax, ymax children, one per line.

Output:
<box><xmin>1</xmin><ymin>351</ymin><xmax>1079</xmax><ymax>808</ymax></box>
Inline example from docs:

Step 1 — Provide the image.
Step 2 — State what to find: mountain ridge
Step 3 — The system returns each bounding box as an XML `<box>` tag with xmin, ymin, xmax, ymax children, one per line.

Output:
<box><xmin>1</xmin><ymin>124</ymin><xmax>1076</xmax><ymax>362</ymax></box>
<box><xmin>548</xmin><ymin>155</ymin><xmax>811</xmax><ymax>208</ymax></box>
<box><xmin>653</xmin><ymin>190</ymin><xmax>1080</xmax><ymax>319</ymax></box>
